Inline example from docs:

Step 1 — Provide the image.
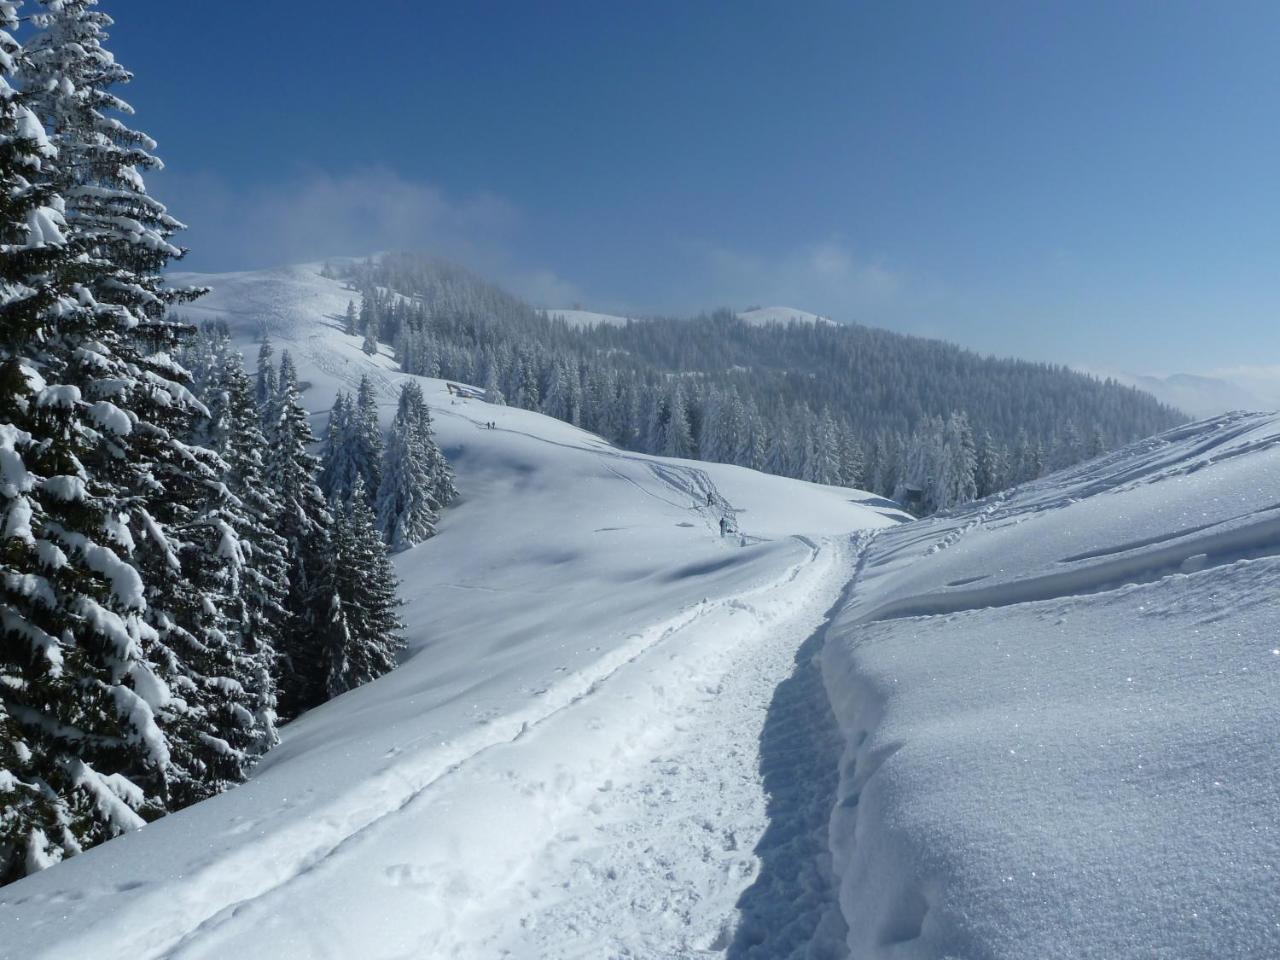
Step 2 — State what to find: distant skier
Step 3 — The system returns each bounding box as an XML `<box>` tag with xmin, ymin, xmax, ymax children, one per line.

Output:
<box><xmin>706</xmin><ymin>492</ymin><xmax>714</xmax><ymax>506</ymax></box>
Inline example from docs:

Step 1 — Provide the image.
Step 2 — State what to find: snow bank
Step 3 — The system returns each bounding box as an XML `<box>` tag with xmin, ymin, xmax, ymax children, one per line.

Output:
<box><xmin>823</xmin><ymin>411</ymin><xmax>1280</xmax><ymax>959</ymax></box>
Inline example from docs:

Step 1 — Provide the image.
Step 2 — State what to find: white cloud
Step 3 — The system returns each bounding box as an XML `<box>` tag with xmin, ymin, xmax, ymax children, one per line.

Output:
<box><xmin>151</xmin><ymin>166</ymin><xmax>582</xmax><ymax>306</ymax></box>
<box><xmin>692</xmin><ymin>239</ymin><xmax>902</xmax><ymax>320</ymax></box>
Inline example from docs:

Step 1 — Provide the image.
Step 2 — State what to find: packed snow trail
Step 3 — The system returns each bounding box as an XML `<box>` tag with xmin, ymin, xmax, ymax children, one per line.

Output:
<box><xmin>142</xmin><ymin>537</ymin><xmax>855</xmax><ymax>960</ymax></box>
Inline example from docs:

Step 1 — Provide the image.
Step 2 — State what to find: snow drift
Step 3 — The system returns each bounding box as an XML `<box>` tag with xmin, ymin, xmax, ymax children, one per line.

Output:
<box><xmin>823</xmin><ymin>411</ymin><xmax>1280</xmax><ymax>959</ymax></box>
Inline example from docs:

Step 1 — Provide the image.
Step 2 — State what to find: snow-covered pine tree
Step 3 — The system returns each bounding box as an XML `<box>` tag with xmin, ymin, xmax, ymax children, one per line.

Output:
<box><xmin>254</xmin><ymin>339</ymin><xmax>276</xmax><ymax>415</ymax></box>
<box><xmin>321</xmin><ymin>476</ymin><xmax>402</xmax><ymax>698</ymax></box>
<box><xmin>936</xmin><ymin>412</ymin><xmax>978</xmax><ymax>510</ymax></box>
<box><xmin>663</xmin><ymin>383</ymin><xmax>693</xmax><ymax>459</ymax></box>
<box><xmin>21</xmin><ymin>0</ymin><xmax>285</xmax><ymax>812</ymax></box>
<box><xmin>358</xmin><ymin>290</ymin><xmax>373</xmax><ymax>335</ymax></box>
<box><xmin>318</xmin><ymin>390</ymin><xmax>352</xmax><ymax>502</ymax></box>
<box><xmin>263</xmin><ymin>351</ymin><xmax>334</xmax><ymax>718</ymax></box>
<box><xmin>376</xmin><ymin>381</ymin><xmax>439</xmax><ymax>551</ymax></box>
<box><xmin>2</xmin><ymin>0</ymin><xmax>243</xmax><ymax>879</ymax></box>
<box><xmin>974</xmin><ymin>430</ymin><xmax>999</xmax><ymax>499</ymax></box>
<box><xmin>361</xmin><ymin>322</ymin><xmax>378</xmax><ymax>357</ymax></box>
<box><xmin>197</xmin><ymin>351</ymin><xmax>288</xmax><ymax>756</ymax></box>
<box><xmin>410</xmin><ymin>384</ymin><xmax>456</xmax><ymax>510</ymax></box>
<box><xmin>0</xmin><ymin>1</ymin><xmax>130</xmax><ymax>881</ymax></box>
<box><xmin>516</xmin><ymin>359</ymin><xmax>540</xmax><ymax>411</ymax></box>
<box><xmin>349</xmin><ymin>375</ymin><xmax>382</xmax><ymax>504</ymax></box>
<box><xmin>483</xmin><ymin>362</ymin><xmax>506</xmax><ymax>406</ymax></box>
<box><xmin>838</xmin><ymin>422</ymin><xmax>865</xmax><ymax>488</ymax></box>
<box><xmin>343</xmin><ymin>300</ymin><xmax>356</xmax><ymax>337</ymax></box>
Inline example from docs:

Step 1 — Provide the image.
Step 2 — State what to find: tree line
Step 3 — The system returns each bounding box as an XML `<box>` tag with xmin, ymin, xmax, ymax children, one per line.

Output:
<box><xmin>337</xmin><ymin>252</ymin><xmax>1183</xmax><ymax>514</ymax></box>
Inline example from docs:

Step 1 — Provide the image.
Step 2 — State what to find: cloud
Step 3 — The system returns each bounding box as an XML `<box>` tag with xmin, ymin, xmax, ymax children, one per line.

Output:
<box><xmin>150</xmin><ymin>165</ymin><xmax>581</xmax><ymax>306</ymax></box>
<box><xmin>504</xmin><ymin>268</ymin><xmax>587</xmax><ymax>308</ymax></box>
<box><xmin>684</xmin><ymin>239</ymin><xmax>902</xmax><ymax>321</ymax></box>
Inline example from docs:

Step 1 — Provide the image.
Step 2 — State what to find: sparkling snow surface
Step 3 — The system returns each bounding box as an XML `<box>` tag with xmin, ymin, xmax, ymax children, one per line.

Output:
<box><xmin>825</xmin><ymin>411</ymin><xmax>1280</xmax><ymax>959</ymax></box>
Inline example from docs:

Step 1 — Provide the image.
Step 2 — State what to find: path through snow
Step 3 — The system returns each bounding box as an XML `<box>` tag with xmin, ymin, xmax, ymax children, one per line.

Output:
<box><xmin>148</xmin><ymin>538</ymin><xmax>859</xmax><ymax>960</ymax></box>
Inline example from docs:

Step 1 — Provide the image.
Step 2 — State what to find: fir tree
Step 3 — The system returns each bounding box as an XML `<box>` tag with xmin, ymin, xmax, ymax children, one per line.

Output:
<box><xmin>376</xmin><ymin>381</ymin><xmax>439</xmax><ymax>551</ymax></box>
<box><xmin>318</xmin><ymin>391</ymin><xmax>352</xmax><ymax>501</ymax></box>
<box><xmin>2</xmin><ymin>0</ymin><xmax>216</xmax><ymax>878</ymax></box>
<box><xmin>322</xmin><ymin>477</ymin><xmax>402</xmax><ymax>697</ymax></box>
<box><xmin>263</xmin><ymin>352</ymin><xmax>333</xmax><ymax>718</ymax></box>
<box><xmin>254</xmin><ymin>339</ymin><xmax>276</xmax><ymax>415</ymax></box>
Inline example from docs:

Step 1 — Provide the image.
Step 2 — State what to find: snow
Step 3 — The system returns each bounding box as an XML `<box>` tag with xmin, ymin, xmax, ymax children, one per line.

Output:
<box><xmin>1</xmin><ymin>262</ymin><xmax>902</xmax><ymax>959</ymax></box>
<box><xmin>822</xmin><ymin>410</ymin><xmax>1280</xmax><ymax>959</ymax></box>
<box><xmin>87</xmin><ymin>399</ymin><xmax>132</xmax><ymax>436</ymax></box>
<box><xmin>4</xmin><ymin>258</ymin><xmax>1274</xmax><ymax>958</ymax></box>
<box><xmin>542</xmin><ymin>307</ymin><xmax>635</xmax><ymax>328</ymax></box>
<box><xmin>738</xmin><ymin>305</ymin><xmax>837</xmax><ymax>327</ymax></box>
<box><xmin>541</xmin><ymin>305</ymin><xmax>842</xmax><ymax>329</ymax></box>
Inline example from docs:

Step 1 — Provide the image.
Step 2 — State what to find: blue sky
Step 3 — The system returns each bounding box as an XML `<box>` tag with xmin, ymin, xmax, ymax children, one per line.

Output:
<box><xmin>99</xmin><ymin>0</ymin><xmax>1280</xmax><ymax>373</ymax></box>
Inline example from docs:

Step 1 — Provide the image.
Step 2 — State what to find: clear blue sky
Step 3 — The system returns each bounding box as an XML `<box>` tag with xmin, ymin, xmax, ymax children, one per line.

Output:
<box><xmin>98</xmin><ymin>0</ymin><xmax>1280</xmax><ymax>373</ymax></box>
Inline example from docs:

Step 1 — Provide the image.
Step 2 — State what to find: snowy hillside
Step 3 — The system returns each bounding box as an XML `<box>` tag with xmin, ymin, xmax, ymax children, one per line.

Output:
<box><xmin>5</xmin><ymin>261</ymin><xmax>1276</xmax><ymax>959</ymax></box>
<box><xmin>824</xmin><ymin>411</ymin><xmax>1280</xmax><ymax>959</ymax></box>
<box><xmin>2</xmin><ymin>263</ymin><xmax>905</xmax><ymax>959</ymax></box>
<box><xmin>738</xmin><ymin>305</ymin><xmax>836</xmax><ymax>327</ymax></box>
<box><xmin>542</xmin><ymin>307</ymin><xmax>634</xmax><ymax>327</ymax></box>
<box><xmin>539</xmin><ymin>305</ymin><xmax>837</xmax><ymax>328</ymax></box>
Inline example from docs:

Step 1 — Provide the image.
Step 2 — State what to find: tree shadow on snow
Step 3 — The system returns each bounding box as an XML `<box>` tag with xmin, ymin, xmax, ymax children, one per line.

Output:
<box><xmin>729</xmin><ymin>622</ymin><xmax>849</xmax><ymax>959</ymax></box>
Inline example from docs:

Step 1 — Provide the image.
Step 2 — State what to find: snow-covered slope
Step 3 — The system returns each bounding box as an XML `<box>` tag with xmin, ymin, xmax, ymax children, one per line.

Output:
<box><xmin>823</xmin><ymin>411</ymin><xmax>1280</xmax><ymax>959</ymax></box>
<box><xmin>738</xmin><ymin>305</ymin><xmax>836</xmax><ymax>327</ymax></box>
<box><xmin>542</xmin><ymin>307</ymin><xmax>634</xmax><ymax>327</ymax></box>
<box><xmin>1</xmin><ymin>263</ymin><xmax>904</xmax><ymax>959</ymax></box>
<box><xmin>542</xmin><ymin>305</ymin><xmax>839</xmax><ymax>328</ymax></box>
<box><xmin>6</xmin><ymin>260</ymin><xmax>1274</xmax><ymax>958</ymax></box>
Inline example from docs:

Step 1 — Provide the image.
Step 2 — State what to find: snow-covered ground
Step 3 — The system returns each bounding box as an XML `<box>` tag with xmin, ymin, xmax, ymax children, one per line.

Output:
<box><xmin>540</xmin><ymin>304</ymin><xmax>839</xmax><ymax>329</ymax></box>
<box><xmin>738</xmin><ymin>306</ymin><xmax>836</xmax><ymax>327</ymax></box>
<box><xmin>542</xmin><ymin>307</ymin><xmax>635</xmax><ymax>328</ymax></box>
<box><xmin>1</xmin><ymin>264</ymin><xmax>903</xmax><ymax>959</ymax></box>
<box><xmin>4</xmin><ymin>262</ymin><xmax>1277</xmax><ymax>959</ymax></box>
<box><xmin>824</xmin><ymin>411</ymin><xmax>1280</xmax><ymax>959</ymax></box>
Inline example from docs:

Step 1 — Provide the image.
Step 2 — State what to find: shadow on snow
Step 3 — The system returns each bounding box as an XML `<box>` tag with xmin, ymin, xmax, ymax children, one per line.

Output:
<box><xmin>729</xmin><ymin>601</ymin><xmax>849</xmax><ymax>959</ymax></box>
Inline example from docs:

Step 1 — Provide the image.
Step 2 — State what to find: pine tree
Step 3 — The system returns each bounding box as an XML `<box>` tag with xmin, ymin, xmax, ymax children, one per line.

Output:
<box><xmin>406</xmin><ymin>384</ymin><xmax>456</xmax><ymax>510</ymax></box>
<box><xmin>348</xmin><ymin>376</ymin><xmax>382</xmax><ymax>503</ymax></box>
<box><xmin>0</xmin><ymin>3</ymin><xmax>129</xmax><ymax>880</ymax></box>
<box><xmin>198</xmin><ymin>352</ymin><xmax>287</xmax><ymax>755</ymax></box>
<box><xmin>2</xmin><ymin>0</ymin><xmax>225</xmax><ymax>878</ymax></box>
<box><xmin>376</xmin><ymin>382</ymin><xmax>439</xmax><ymax>551</ymax></box>
<box><xmin>483</xmin><ymin>362</ymin><xmax>506</xmax><ymax>406</ymax></box>
<box><xmin>663</xmin><ymin>383</ymin><xmax>693</xmax><ymax>459</ymax></box>
<box><xmin>322</xmin><ymin>477</ymin><xmax>403</xmax><ymax>698</ymax></box>
<box><xmin>343</xmin><ymin>300</ymin><xmax>356</xmax><ymax>337</ymax></box>
<box><xmin>936</xmin><ymin>412</ymin><xmax>978</xmax><ymax>510</ymax></box>
<box><xmin>263</xmin><ymin>352</ymin><xmax>333</xmax><ymax>718</ymax></box>
<box><xmin>318</xmin><ymin>391</ymin><xmax>352</xmax><ymax>501</ymax></box>
<box><xmin>254</xmin><ymin>339</ymin><xmax>276</xmax><ymax>416</ymax></box>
